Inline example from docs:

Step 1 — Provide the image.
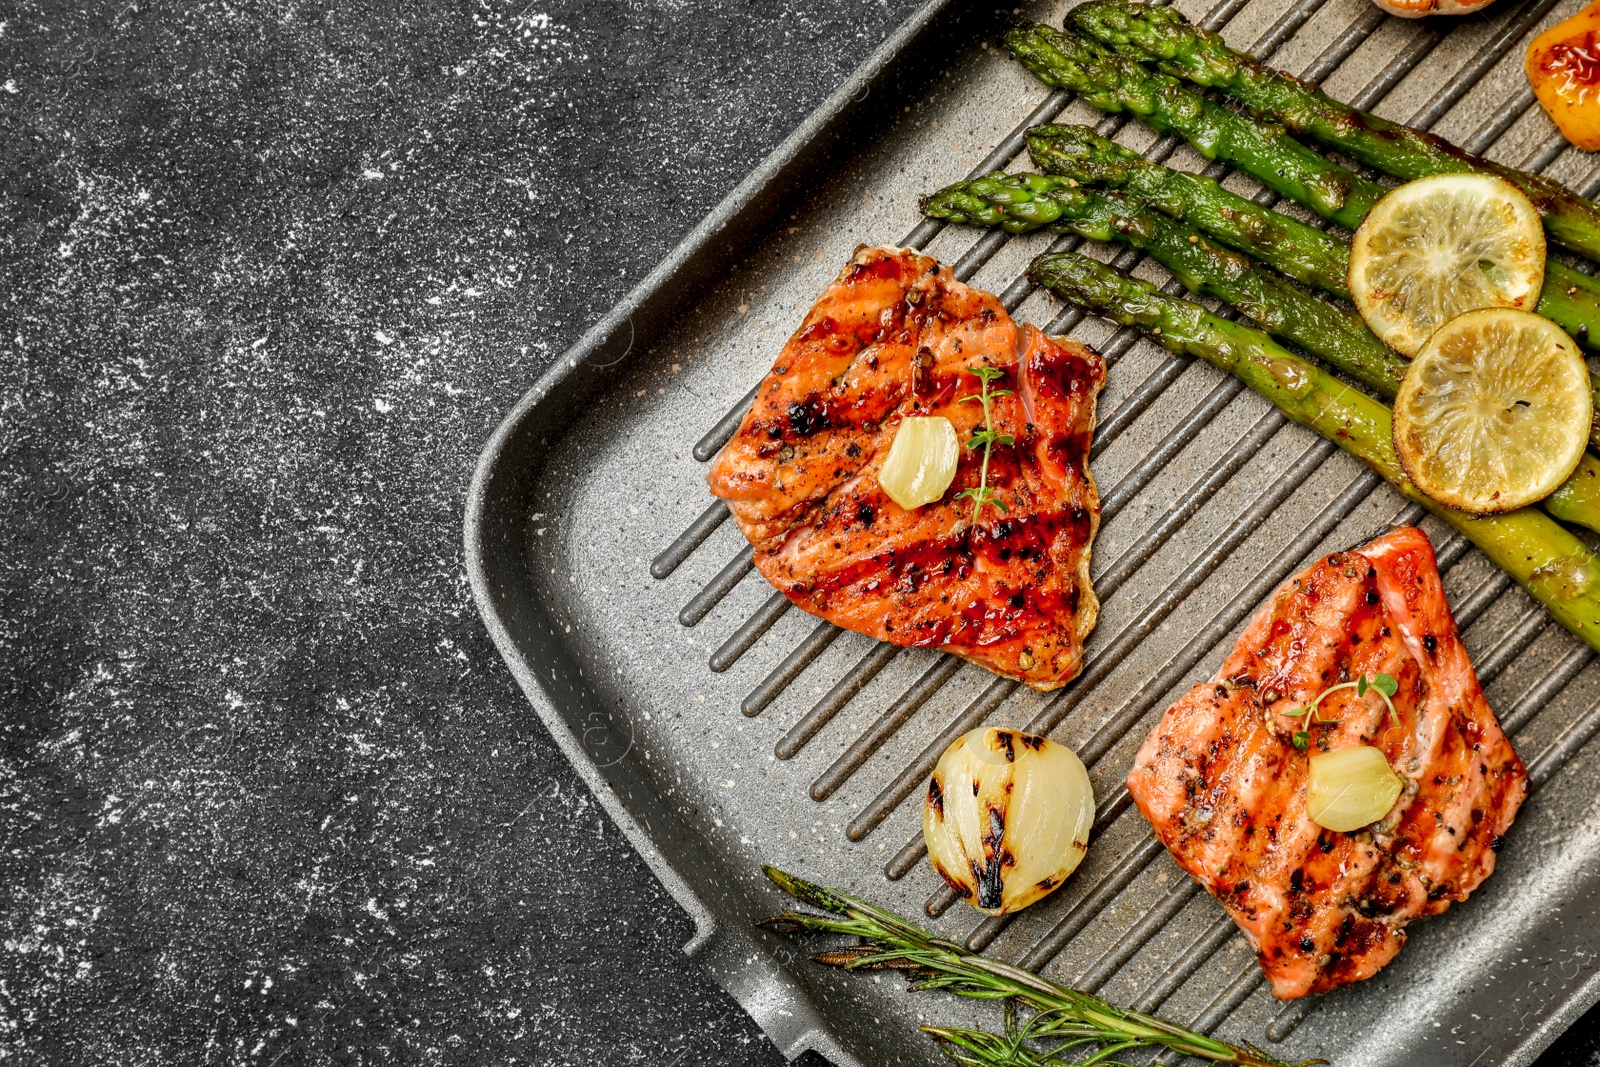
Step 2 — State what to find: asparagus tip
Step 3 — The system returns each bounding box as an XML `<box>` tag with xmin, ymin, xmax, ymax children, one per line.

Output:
<box><xmin>1000</xmin><ymin>21</ymin><xmax>1046</xmax><ymax>48</ymax></box>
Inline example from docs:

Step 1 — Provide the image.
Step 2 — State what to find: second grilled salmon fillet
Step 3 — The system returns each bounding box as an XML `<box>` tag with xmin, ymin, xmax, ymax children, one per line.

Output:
<box><xmin>707</xmin><ymin>245</ymin><xmax>1105</xmax><ymax>689</ymax></box>
<box><xmin>1127</xmin><ymin>526</ymin><xmax>1527</xmax><ymax>999</ymax></box>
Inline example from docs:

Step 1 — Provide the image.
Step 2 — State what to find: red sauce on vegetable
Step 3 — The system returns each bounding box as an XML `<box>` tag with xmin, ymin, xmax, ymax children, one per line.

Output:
<box><xmin>1540</xmin><ymin>32</ymin><xmax>1600</xmax><ymax>102</ymax></box>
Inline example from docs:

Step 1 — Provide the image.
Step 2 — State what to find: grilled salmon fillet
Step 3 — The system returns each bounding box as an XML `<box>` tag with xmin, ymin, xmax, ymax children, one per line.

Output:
<box><xmin>1127</xmin><ymin>526</ymin><xmax>1527</xmax><ymax>999</ymax></box>
<box><xmin>707</xmin><ymin>245</ymin><xmax>1105</xmax><ymax>689</ymax></box>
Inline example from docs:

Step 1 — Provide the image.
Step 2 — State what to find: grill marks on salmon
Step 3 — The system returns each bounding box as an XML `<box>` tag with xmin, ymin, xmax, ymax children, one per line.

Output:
<box><xmin>1127</xmin><ymin>526</ymin><xmax>1527</xmax><ymax>999</ymax></box>
<box><xmin>707</xmin><ymin>246</ymin><xmax>1105</xmax><ymax>689</ymax></box>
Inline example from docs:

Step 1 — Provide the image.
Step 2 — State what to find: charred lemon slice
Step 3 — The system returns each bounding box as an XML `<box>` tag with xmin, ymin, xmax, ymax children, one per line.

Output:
<box><xmin>1393</xmin><ymin>309</ymin><xmax>1590</xmax><ymax>514</ymax></box>
<box><xmin>1350</xmin><ymin>174</ymin><xmax>1545</xmax><ymax>357</ymax></box>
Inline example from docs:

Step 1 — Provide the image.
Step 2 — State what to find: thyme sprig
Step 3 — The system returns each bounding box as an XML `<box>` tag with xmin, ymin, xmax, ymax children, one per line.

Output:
<box><xmin>758</xmin><ymin>866</ymin><xmax>1325</xmax><ymax>1067</ymax></box>
<box><xmin>1284</xmin><ymin>672</ymin><xmax>1399</xmax><ymax>751</ymax></box>
<box><xmin>954</xmin><ymin>364</ymin><xmax>1014</xmax><ymax>525</ymax></box>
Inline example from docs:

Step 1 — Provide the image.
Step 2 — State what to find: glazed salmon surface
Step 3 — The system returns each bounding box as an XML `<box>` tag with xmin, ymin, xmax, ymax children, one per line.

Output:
<box><xmin>707</xmin><ymin>245</ymin><xmax>1105</xmax><ymax>689</ymax></box>
<box><xmin>1127</xmin><ymin>526</ymin><xmax>1527</xmax><ymax>999</ymax></box>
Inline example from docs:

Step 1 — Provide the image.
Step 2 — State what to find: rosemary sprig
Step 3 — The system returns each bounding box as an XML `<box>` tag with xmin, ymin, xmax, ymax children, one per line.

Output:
<box><xmin>927</xmin><ymin>1004</ymin><xmax>1146</xmax><ymax>1066</ymax></box>
<box><xmin>954</xmin><ymin>364</ymin><xmax>1014</xmax><ymax>525</ymax></box>
<box><xmin>758</xmin><ymin>866</ymin><xmax>1326</xmax><ymax>1067</ymax></box>
<box><xmin>1284</xmin><ymin>672</ymin><xmax>1399</xmax><ymax>750</ymax></box>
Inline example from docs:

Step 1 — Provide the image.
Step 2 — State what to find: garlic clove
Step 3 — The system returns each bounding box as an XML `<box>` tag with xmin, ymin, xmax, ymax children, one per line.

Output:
<box><xmin>878</xmin><ymin>415</ymin><xmax>960</xmax><ymax>510</ymax></box>
<box><xmin>923</xmin><ymin>727</ymin><xmax>1094</xmax><ymax>916</ymax></box>
<box><xmin>1306</xmin><ymin>745</ymin><xmax>1404</xmax><ymax>833</ymax></box>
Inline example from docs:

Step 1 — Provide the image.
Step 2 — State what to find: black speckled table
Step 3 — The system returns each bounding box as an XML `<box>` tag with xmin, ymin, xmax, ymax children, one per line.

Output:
<box><xmin>2</xmin><ymin>1</ymin><xmax>1597</xmax><ymax>1064</ymax></box>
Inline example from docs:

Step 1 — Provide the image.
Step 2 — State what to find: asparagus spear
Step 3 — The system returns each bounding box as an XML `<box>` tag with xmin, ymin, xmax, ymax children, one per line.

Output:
<box><xmin>924</xmin><ymin>172</ymin><xmax>1600</xmax><ymax>531</ymax></box>
<box><xmin>1026</xmin><ymin>123</ymin><xmax>1349</xmax><ymax>294</ymax></box>
<box><xmin>1070</xmin><ymin>0</ymin><xmax>1600</xmax><ymax>263</ymax></box>
<box><xmin>1001</xmin><ymin>32</ymin><xmax>1600</xmax><ymax>348</ymax></box>
<box><xmin>922</xmin><ymin>175</ymin><xmax>1403</xmax><ymax>396</ymax></box>
<box><xmin>1003</xmin><ymin>24</ymin><xmax>1377</xmax><ymax>230</ymax></box>
<box><xmin>1030</xmin><ymin>251</ymin><xmax>1600</xmax><ymax>652</ymax></box>
<box><xmin>760</xmin><ymin>866</ymin><xmax>1321</xmax><ymax>1067</ymax></box>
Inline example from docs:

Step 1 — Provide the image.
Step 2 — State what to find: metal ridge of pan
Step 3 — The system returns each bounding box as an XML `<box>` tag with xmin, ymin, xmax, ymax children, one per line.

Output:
<box><xmin>467</xmin><ymin>1</ymin><xmax>1600</xmax><ymax>1064</ymax></box>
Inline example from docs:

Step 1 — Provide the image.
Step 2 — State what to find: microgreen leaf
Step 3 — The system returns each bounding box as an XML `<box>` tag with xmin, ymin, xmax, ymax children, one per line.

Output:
<box><xmin>1283</xmin><ymin>672</ymin><xmax>1405</xmax><ymax>744</ymax></box>
<box><xmin>1292</xmin><ymin>731</ymin><xmax>1310</xmax><ymax>751</ymax></box>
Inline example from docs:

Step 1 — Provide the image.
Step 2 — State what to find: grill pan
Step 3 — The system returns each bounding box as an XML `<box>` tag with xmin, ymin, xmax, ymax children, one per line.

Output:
<box><xmin>464</xmin><ymin>0</ymin><xmax>1600</xmax><ymax>1062</ymax></box>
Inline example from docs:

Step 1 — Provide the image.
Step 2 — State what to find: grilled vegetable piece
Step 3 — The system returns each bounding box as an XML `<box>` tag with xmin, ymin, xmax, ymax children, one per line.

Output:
<box><xmin>1070</xmin><ymin>0</ymin><xmax>1600</xmax><ymax>262</ymax></box>
<box><xmin>1128</xmin><ymin>525</ymin><xmax>1528</xmax><ymax>998</ymax></box>
<box><xmin>922</xmin><ymin>176</ymin><xmax>1403</xmax><ymax>396</ymax></box>
<box><xmin>1528</xmin><ymin>1</ymin><xmax>1600</xmax><ymax>152</ymax></box>
<box><xmin>1372</xmin><ymin>0</ymin><xmax>1497</xmax><ymax>16</ymax></box>
<box><xmin>1029</xmin><ymin>250</ymin><xmax>1600</xmax><ymax>651</ymax></box>
<box><xmin>1004</xmin><ymin>24</ymin><xmax>1378</xmax><ymax>230</ymax></box>
<box><xmin>708</xmin><ymin>246</ymin><xmax>1105</xmax><ymax>690</ymax></box>
<box><xmin>923</xmin><ymin>727</ymin><xmax>1094</xmax><ymax>916</ymax></box>
<box><xmin>878</xmin><ymin>415</ymin><xmax>960</xmax><ymax>510</ymax></box>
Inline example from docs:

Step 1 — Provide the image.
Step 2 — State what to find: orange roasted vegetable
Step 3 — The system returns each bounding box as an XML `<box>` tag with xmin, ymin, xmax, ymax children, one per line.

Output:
<box><xmin>1371</xmin><ymin>0</ymin><xmax>1496</xmax><ymax>17</ymax></box>
<box><xmin>1528</xmin><ymin>1</ymin><xmax>1600</xmax><ymax>151</ymax></box>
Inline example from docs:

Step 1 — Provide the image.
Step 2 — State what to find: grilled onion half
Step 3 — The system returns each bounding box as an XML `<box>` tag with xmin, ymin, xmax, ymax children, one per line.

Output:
<box><xmin>924</xmin><ymin>727</ymin><xmax>1094</xmax><ymax>916</ymax></box>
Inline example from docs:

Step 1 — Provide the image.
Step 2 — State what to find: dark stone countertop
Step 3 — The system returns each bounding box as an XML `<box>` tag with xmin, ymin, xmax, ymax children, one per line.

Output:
<box><xmin>3</xmin><ymin>1</ymin><xmax>1596</xmax><ymax>1063</ymax></box>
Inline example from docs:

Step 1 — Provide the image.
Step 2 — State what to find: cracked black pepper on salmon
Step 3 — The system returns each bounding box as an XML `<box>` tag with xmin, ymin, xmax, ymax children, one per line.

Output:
<box><xmin>1127</xmin><ymin>526</ymin><xmax>1527</xmax><ymax>999</ymax></box>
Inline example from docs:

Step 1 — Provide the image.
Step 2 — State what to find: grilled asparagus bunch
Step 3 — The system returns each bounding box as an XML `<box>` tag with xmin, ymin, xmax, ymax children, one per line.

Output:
<box><xmin>1069</xmin><ymin>0</ymin><xmax>1600</xmax><ymax>263</ymax></box>
<box><xmin>1000</xmin><ymin>31</ymin><xmax>1600</xmax><ymax>347</ymax></box>
<box><xmin>1030</xmin><ymin>251</ymin><xmax>1600</xmax><ymax>654</ymax></box>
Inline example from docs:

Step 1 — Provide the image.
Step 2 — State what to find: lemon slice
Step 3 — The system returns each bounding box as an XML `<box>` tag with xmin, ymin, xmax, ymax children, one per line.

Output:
<box><xmin>1350</xmin><ymin>173</ymin><xmax>1546</xmax><ymax>357</ymax></box>
<box><xmin>1393</xmin><ymin>309</ymin><xmax>1590</xmax><ymax>514</ymax></box>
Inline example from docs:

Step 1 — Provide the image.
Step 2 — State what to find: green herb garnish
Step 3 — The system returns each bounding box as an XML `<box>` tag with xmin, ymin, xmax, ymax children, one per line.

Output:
<box><xmin>759</xmin><ymin>865</ymin><xmax>1324</xmax><ymax>1067</ymax></box>
<box><xmin>1283</xmin><ymin>672</ymin><xmax>1400</xmax><ymax>745</ymax></box>
<box><xmin>954</xmin><ymin>364</ymin><xmax>1014</xmax><ymax>525</ymax></box>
